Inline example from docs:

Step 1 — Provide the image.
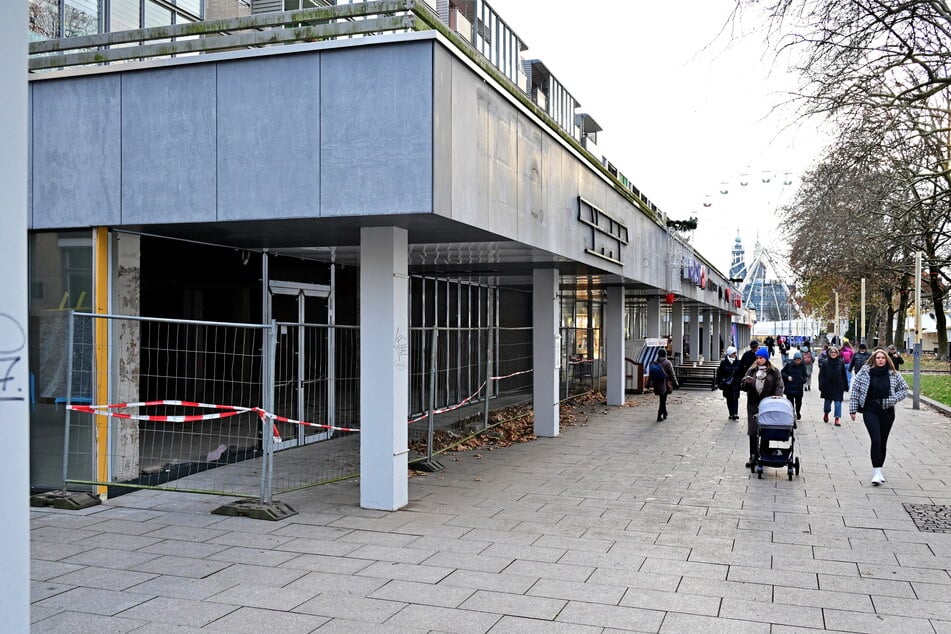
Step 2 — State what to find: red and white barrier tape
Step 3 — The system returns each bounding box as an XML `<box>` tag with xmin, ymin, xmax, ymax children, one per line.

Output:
<box><xmin>66</xmin><ymin>369</ymin><xmax>535</xmax><ymax>434</ymax></box>
<box><xmin>67</xmin><ymin>400</ymin><xmax>254</xmax><ymax>423</ymax></box>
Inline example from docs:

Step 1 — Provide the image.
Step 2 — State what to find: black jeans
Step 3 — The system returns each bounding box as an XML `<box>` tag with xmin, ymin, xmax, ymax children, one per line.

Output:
<box><xmin>657</xmin><ymin>393</ymin><xmax>668</xmax><ymax>419</ymax></box>
<box><xmin>786</xmin><ymin>394</ymin><xmax>802</xmax><ymax>417</ymax></box>
<box><xmin>725</xmin><ymin>390</ymin><xmax>739</xmax><ymax>417</ymax></box>
<box><xmin>863</xmin><ymin>402</ymin><xmax>895</xmax><ymax>468</ymax></box>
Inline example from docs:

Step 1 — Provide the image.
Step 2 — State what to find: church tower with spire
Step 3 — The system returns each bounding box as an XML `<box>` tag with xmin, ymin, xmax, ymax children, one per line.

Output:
<box><xmin>729</xmin><ymin>232</ymin><xmax>747</xmax><ymax>282</ymax></box>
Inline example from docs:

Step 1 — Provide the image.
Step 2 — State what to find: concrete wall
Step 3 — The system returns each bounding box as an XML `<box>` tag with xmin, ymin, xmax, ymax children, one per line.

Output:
<box><xmin>30</xmin><ymin>41</ymin><xmax>434</xmax><ymax>229</ymax></box>
<box><xmin>435</xmin><ymin>45</ymin><xmax>671</xmax><ymax>292</ymax></box>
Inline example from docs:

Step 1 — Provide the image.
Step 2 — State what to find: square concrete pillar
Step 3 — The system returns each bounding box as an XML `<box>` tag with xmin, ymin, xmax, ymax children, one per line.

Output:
<box><xmin>671</xmin><ymin>301</ymin><xmax>684</xmax><ymax>361</ymax></box>
<box><xmin>532</xmin><ymin>269</ymin><xmax>559</xmax><ymax>437</ymax></box>
<box><xmin>605</xmin><ymin>286</ymin><xmax>625</xmax><ymax>406</ymax></box>
<box><xmin>646</xmin><ymin>296</ymin><xmax>661</xmax><ymax>339</ymax></box>
<box><xmin>702</xmin><ymin>309</ymin><xmax>712</xmax><ymax>359</ymax></box>
<box><xmin>688</xmin><ymin>304</ymin><xmax>700</xmax><ymax>361</ymax></box>
<box><xmin>359</xmin><ymin>227</ymin><xmax>408</xmax><ymax>511</ymax></box>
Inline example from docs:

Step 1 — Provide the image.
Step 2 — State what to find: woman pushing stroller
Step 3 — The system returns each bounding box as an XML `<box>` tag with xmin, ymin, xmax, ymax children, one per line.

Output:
<box><xmin>740</xmin><ymin>347</ymin><xmax>784</xmax><ymax>468</ymax></box>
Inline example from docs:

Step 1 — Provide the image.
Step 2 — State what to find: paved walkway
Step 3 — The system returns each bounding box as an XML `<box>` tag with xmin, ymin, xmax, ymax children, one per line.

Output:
<box><xmin>29</xmin><ymin>371</ymin><xmax>951</xmax><ymax>633</ymax></box>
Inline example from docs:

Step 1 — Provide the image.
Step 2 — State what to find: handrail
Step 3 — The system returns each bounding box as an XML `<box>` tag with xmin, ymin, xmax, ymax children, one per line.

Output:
<box><xmin>29</xmin><ymin>0</ymin><xmax>421</xmax><ymax>70</ymax></box>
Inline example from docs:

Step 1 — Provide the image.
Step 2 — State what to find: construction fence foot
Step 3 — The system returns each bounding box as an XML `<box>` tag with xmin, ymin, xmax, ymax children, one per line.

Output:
<box><xmin>211</xmin><ymin>498</ymin><xmax>297</xmax><ymax>521</ymax></box>
<box><xmin>412</xmin><ymin>459</ymin><xmax>445</xmax><ymax>473</ymax></box>
<box><xmin>30</xmin><ymin>490</ymin><xmax>101</xmax><ymax>510</ymax></box>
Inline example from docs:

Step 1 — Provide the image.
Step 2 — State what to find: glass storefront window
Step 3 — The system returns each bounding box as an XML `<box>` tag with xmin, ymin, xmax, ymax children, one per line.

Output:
<box><xmin>29</xmin><ymin>231</ymin><xmax>95</xmax><ymax>490</ymax></box>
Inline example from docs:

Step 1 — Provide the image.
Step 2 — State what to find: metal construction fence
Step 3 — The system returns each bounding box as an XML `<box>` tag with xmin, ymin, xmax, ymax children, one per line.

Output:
<box><xmin>61</xmin><ymin>313</ymin><xmax>547</xmax><ymax>505</ymax></box>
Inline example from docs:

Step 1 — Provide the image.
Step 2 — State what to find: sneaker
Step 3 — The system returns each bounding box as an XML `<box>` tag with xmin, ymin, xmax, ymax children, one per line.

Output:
<box><xmin>834</xmin><ymin>418</ymin><xmax>841</xmax><ymax>426</ymax></box>
<box><xmin>871</xmin><ymin>469</ymin><xmax>885</xmax><ymax>486</ymax></box>
<box><xmin>797</xmin><ymin>413</ymin><xmax>802</xmax><ymax>420</ymax></box>
<box><xmin>823</xmin><ymin>412</ymin><xmax>829</xmax><ymax>423</ymax></box>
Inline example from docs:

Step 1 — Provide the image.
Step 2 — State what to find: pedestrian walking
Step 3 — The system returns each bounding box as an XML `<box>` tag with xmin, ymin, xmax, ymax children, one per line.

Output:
<box><xmin>740</xmin><ymin>347</ymin><xmax>784</xmax><ymax>467</ymax></box>
<box><xmin>714</xmin><ymin>346</ymin><xmax>744</xmax><ymax>420</ymax></box>
<box><xmin>778</xmin><ymin>335</ymin><xmax>791</xmax><ymax>365</ymax></box>
<box><xmin>887</xmin><ymin>344</ymin><xmax>904</xmax><ymax>370</ymax></box>
<box><xmin>850</xmin><ymin>343</ymin><xmax>871</xmax><ymax>383</ymax></box>
<box><xmin>764</xmin><ymin>335</ymin><xmax>775</xmax><ymax>359</ymax></box>
<box><xmin>849</xmin><ymin>348</ymin><xmax>909</xmax><ymax>485</ymax></box>
<box><xmin>648</xmin><ymin>348</ymin><xmax>677</xmax><ymax>422</ymax></box>
<box><xmin>738</xmin><ymin>339</ymin><xmax>760</xmax><ymax>373</ymax></box>
<box><xmin>800</xmin><ymin>340</ymin><xmax>815</xmax><ymax>391</ymax></box>
<box><xmin>840</xmin><ymin>341</ymin><xmax>854</xmax><ymax>389</ymax></box>
<box><xmin>781</xmin><ymin>351</ymin><xmax>807</xmax><ymax>422</ymax></box>
<box><xmin>818</xmin><ymin>345</ymin><xmax>849</xmax><ymax>426</ymax></box>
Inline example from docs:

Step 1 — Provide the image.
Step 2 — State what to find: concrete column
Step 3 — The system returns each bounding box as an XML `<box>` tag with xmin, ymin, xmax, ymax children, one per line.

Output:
<box><xmin>0</xmin><ymin>1</ymin><xmax>29</xmax><ymax>629</ymax></box>
<box><xmin>646</xmin><ymin>297</ymin><xmax>661</xmax><ymax>338</ymax></box>
<box><xmin>671</xmin><ymin>301</ymin><xmax>684</xmax><ymax>362</ymax></box>
<box><xmin>532</xmin><ymin>269</ymin><xmax>559</xmax><ymax>437</ymax></box>
<box><xmin>688</xmin><ymin>304</ymin><xmax>700</xmax><ymax>361</ymax></box>
<box><xmin>113</xmin><ymin>233</ymin><xmax>141</xmax><ymax>481</ymax></box>
<box><xmin>605</xmin><ymin>286</ymin><xmax>625</xmax><ymax>406</ymax></box>
<box><xmin>711</xmin><ymin>311</ymin><xmax>721</xmax><ymax>358</ymax></box>
<box><xmin>702</xmin><ymin>309</ymin><xmax>712</xmax><ymax>360</ymax></box>
<box><xmin>359</xmin><ymin>227</ymin><xmax>408</xmax><ymax>511</ymax></box>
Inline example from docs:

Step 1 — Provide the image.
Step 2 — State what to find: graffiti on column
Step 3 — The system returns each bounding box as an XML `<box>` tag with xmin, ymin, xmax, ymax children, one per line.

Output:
<box><xmin>0</xmin><ymin>313</ymin><xmax>25</xmax><ymax>401</ymax></box>
<box><xmin>394</xmin><ymin>327</ymin><xmax>408</xmax><ymax>371</ymax></box>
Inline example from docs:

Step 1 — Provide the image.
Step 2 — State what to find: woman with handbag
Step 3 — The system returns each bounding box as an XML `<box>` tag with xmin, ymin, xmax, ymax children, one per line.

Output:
<box><xmin>715</xmin><ymin>346</ymin><xmax>743</xmax><ymax>420</ymax></box>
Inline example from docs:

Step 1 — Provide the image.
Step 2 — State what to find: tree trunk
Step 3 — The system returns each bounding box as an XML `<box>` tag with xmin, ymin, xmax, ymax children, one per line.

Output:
<box><xmin>927</xmin><ymin>263</ymin><xmax>948</xmax><ymax>359</ymax></box>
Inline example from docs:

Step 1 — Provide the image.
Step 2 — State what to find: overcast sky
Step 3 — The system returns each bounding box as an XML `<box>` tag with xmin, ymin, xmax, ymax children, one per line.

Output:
<box><xmin>488</xmin><ymin>0</ymin><xmax>829</xmax><ymax>274</ymax></box>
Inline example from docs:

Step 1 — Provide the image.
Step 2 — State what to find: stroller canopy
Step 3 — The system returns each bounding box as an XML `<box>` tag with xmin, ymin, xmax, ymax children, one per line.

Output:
<box><xmin>758</xmin><ymin>398</ymin><xmax>795</xmax><ymax>429</ymax></box>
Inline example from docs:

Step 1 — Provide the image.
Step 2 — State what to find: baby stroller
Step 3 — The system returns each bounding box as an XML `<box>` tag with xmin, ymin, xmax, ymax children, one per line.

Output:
<box><xmin>751</xmin><ymin>397</ymin><xmax>801</xmax><ymax>480</ymax></box>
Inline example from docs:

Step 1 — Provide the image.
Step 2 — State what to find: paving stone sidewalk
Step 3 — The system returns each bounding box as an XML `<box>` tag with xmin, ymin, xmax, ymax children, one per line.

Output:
<box><xmin>30</xmin><ymin>378</ymin><xmax>951</xmax><ymax>633</ymax></box>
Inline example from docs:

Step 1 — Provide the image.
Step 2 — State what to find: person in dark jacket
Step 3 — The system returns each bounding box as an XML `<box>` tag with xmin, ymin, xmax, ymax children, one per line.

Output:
<box><xmin>764</xmin><ymin>335</ymin><xmax>775</xmax><ymax>359</ymax></box>
<box><xmin>781</xmin><ymin>351</ymin><xmax>807</xmax><ymax>422</ymax></box>
<box><xmin>818</xmin><ymin>345</ymin><xmax>849</xmax><ymax>426</ymax></box>
<box><xmin>740</xmin><ymin>347</ymin><xmax>784</xmax><ymax>467</ymax></box>
<box><xmin>887</xmin><ymin>344</ymin><xmax>904</xmax><ymax>370</ymax></box>
<box><xmin>849</xmin><ymin>348</ymin><xmax>909</xmax><ymax>485</ymax></box>
<box><xmin>800</xmin><ymin>340</ymin><xmax>815</xmax><ymax>391</ymax></box>
<box><xmin>778</xmin><ymin>336</ymin><xmax>791</xmax><ymax>365</ymax></box>
<box><xmin>849</xmin><ymin>343</ymin><xmax>871</xmax><ymax>383</ymax></box>
<box><xmin>650</xmin><ymin>348</ymin><xmax>678</xmax><ymax>422</ymax></box>
<box><xmin>714</xmin><ymin>346</ymin><xmax>744</xmax><ymax>420</ymax></box>
<box><xmin>738</xmin><ymin>339</ymin><xmax>760</xmax><ymax>375</ymax></box>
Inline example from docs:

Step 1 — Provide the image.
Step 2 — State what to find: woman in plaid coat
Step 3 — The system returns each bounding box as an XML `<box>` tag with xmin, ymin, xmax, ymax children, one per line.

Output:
<box><xmin>849</xmin><ymin>348</ymin><xmax>909</xmax><ymax>486</ymax></box>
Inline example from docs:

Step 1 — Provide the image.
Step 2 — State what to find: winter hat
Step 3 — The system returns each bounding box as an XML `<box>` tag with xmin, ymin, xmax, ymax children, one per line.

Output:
<box><xmin>726</xmin><ymin>346</ymin><xmax>737</xmax><ymax>356</ymax></box>
<box><xmin>755</xmin><ymin>347</ymin><xmax>770</xmax><ymax>359</ymax></box>
<box><xmin>793</xmin><ymin>351</ymin><xmax>802</xmax><ymax>359</ymax></box>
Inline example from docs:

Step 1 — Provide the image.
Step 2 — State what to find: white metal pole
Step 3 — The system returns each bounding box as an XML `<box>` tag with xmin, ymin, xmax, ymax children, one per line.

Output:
<box><xmin>0</xmin><ymin>1</ymin><xmax>30</xmax><ymax>629</ymax></box>
<box><xmin>913</xmin><ymin>251</ymin><xmax>922</xmax><ymax>409</ymax></box>
<box><xmin>861</xmin><ymin>278</ymin><xmax>866</xmax><ymax>344</ymax></box>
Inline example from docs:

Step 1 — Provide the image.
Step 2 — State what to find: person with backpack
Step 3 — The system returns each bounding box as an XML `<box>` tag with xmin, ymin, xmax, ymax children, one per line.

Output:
<box><xmin>781</xmin><ymin>351</ymin><xmax>807</xmax><ymax>421</ymax></box>
<box><xmin>778</xmin><ymin>336</ymin><xmax>791</xmax><ymax>365</ymax></box>
<box><xmin>714</xmin><ymin>346</ymin><xmax>744</xmax><ymax>420</ymax></box>
<box><xmin>649</xmin><ymin>348</ymin><xmax>677</xmax><ymax>422</ymax></box>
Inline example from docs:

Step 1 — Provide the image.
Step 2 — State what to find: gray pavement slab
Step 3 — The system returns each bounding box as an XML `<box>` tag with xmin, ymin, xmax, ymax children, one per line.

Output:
<box><xmin>28</xmin><ymin>386</ymin><xmax>951</xmax><ymax>632</ymax></box>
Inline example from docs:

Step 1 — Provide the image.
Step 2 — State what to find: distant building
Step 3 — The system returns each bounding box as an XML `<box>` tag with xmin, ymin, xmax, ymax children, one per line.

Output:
<box><xmin>729</xmin><ymin>233</ymin><xmax>746</xmax><ymax>282</ymax></box>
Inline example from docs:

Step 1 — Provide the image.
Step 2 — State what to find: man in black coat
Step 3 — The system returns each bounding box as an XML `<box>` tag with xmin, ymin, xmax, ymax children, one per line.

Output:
<box><xmin>738</xmin><ymin>339</ymin><xmax>760</xmax><ymax>374</ymax></box>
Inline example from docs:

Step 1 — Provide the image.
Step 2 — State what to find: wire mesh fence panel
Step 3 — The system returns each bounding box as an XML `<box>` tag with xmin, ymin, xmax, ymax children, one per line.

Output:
<box><xmin>408</xmin><ymin>325</ymin><xmax>533</xmax><ymax>461</ymax></box>
<box><xmin>65</xmin><ymin>313</ymin><xmax>272</xmax><ymax>498</ymax></box>
<box><xmin>560</xmin><ymin>324</ymin><xmax>605</xmax><ymax>400</ymax></box>
<box><xmin>268</xmin><ymin>324</ymin><xmax>361</xmax><ymax>493</ymax></box>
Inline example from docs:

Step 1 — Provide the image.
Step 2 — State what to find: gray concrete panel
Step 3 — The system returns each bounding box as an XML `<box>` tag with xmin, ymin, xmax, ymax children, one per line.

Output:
<box><xmin>31</xmin><ymin>75</ymin><xmax>121</xmax><ymax>229</ymax></box>
<box><xmin>320</xmin><ymin>43</ymin><xmax>433</xmax><ymax>216</ymax></box>
<box><xmin>121</xmin><ymin>65</ymin><xmax>217</xmax><ymax>224</ymax></box>
<box><xmin>217</xmin><ymin>54</ymin><xmax>319</xmax><ymax>220</ymax></box>
<box><xmin>447</xmin><ymin>57</ymin><xmax>488</xmax><ymax>228</ymax></box>
<box><xmin>432</xmin><ymin>46</ymin><xmax>452</xmax><ymax>216</ymax></box>
<box><xmin>515</xmin><ymin>114</ymin><xmax>548</xmax><ymax>250</ymax></box>
<box><xmin>485</xmin><ymin>92</ymin><xmax>519</xmax><ymax>238</ymax></box>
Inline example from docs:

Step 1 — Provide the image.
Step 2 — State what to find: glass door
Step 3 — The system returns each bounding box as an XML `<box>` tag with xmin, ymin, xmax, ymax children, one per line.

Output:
<box><xmin>269</xmin><ymin>281</ymin><xmax>331</xmax><ymax>449</ymax></box>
